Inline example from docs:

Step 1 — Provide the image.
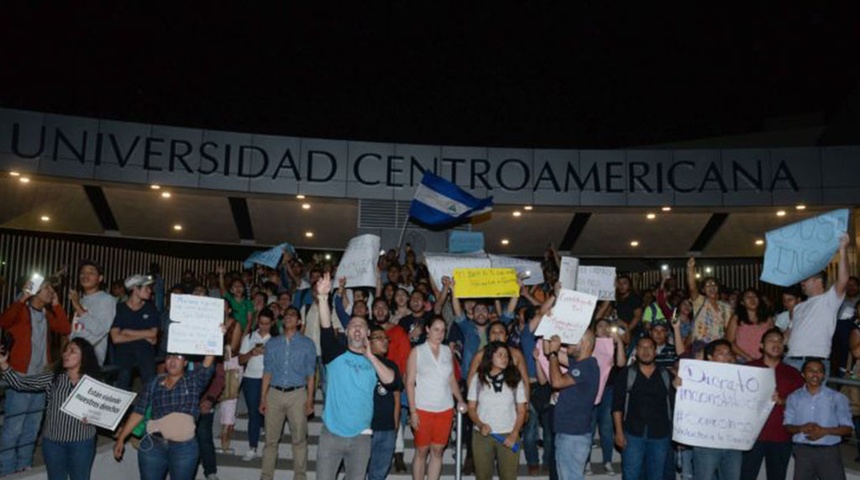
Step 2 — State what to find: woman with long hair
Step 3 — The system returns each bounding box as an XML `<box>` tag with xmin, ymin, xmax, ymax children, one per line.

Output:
<box><xmin>726</xmin><ymin>288</ymin><xmax>774</xmax><ymax>363</ymax></box>
<box><xmin>467</xmin><ymin>341</ymin><xmax>527</xmax><ymax>480</ymax></box>
<box><xmin>0</xmin><ymin>338</ymin><xmax>102</xmax><ymax>480</ymax></box>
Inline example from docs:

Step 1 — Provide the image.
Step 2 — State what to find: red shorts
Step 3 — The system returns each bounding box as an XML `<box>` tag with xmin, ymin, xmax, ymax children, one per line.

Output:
<box><xmin>413</xmin><ymin>408</ymin><xmax>454</xmax><ymax>447</ymax></box>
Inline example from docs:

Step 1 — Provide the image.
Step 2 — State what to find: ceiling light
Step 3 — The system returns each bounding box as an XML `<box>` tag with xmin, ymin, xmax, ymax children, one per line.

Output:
<box><xmin>512</xmin><ymin>211</ymin><xmax>522</xmax><ymax>217</ymax></box>
<box><xmin>40</xmin><ymin>215</ymin><xmax>50</xmax><ymax>222</ymax></box>
<box><xmin>302</xmin><ymin>203</ymin><xmax>311</xmax><ymax>210</ymax></box>
<box><xmin>630</xmin><ymin>241</ymin><xmax>639</xmax><ymax>247</ymax></box>
<box><xmin>776</xmin><ymin>210</ymin><xmax>786</xmax><ymax>217</ymax></box>
<box><xmin>296</xmin><ymin>194</ymin><xmax>306</xmax><ymax>199</ymax></box>
<box><xmin>661</xmin><ymin>206</ymin><xmax>672</xmax><ymax>212</ymax></box>
<box><xmin>161</xmin><ymin>192</ymin><xmax>171</xmax><ymax>198</ymax></box>
<box><xmin>661</xmin><ymin>264</ymin><xmax>669</xmax><ymax>271</ymax></box>
<box><xmin>795</xmin><ymin>204</ymin><xmax>806</xmax><ymax>210</ymax></box>
<box><xmin>755</xmin><ymin>239</ymin><xmax>764</xmax><ymax>246</ymax></box>
<box><xmin>173</xmin><ymin>224</ymin><xmax>183</xmax><ymax>231</ymax></box>
<box><xmin>524</xmin><ymin>206</ymin><xmax>533</xmax><ymax>211</ymax></box>
<box><xmin>324</xmin><ymin>254</ymin><xmax>331</xmax><ymax>260</ymax></box>
<box><xmin>705</xmin><ymin>267</ymin><xmax>712</xmax><ymax>274</ymax></box>
<box><xmin>150</xmin><ymin>184</ymin><xmax>161</xmax><ymax>190</ymax></box>
<box><xmin>305</xmin><ymin>231</ymin><xmax>314</xmax><ymax>238</ymax></box>
<box><xmin>695</xmin><ymin>273</ymin><xmax>701</xmax><ymax>279</ymax></box>
<box><xmin>501</xmin><ymin>239</ymin><xmax>510</xmax><ymax>245</ymax></box>
<box><xmin>9</xmin><ymin>171</ymin><xmax>20</xmax><ymax>177</ymax></box>
<box><xmin>646</xmin><ymin>213</ymin><xmax>656</xmax><ymax>220</ymax></box>
<box><xmin>19</xmin><ymin>177</ymin><xmax>30</xmax><ymax>183</ymax></box>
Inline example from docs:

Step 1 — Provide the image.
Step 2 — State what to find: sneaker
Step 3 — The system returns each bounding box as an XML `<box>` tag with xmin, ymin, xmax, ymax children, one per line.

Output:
<box><xmin>604</xmin><ymin>462</ymin><xmax>616</xmax><ymax>476</ymax></box>
<box><xmin>242</xmin><ymin>449</ymin><xmax>258</xmax><ymax>461</ymax></box>
<box><xmin>584</xmin><ymin>463</ymin><xmax>592</xmax><ymax>475</ymax></box>
<box><xmin>206</xmin><ymin>475</ymin><xmax>221</xmax><ymax>480</ymax></box>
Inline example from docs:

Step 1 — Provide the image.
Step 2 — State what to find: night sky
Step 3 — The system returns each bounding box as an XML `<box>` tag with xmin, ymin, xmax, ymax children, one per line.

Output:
<box><xmin>2</xmin><ymin>3</ymin><xmax>859</xmax><ymax>148</ymax></box>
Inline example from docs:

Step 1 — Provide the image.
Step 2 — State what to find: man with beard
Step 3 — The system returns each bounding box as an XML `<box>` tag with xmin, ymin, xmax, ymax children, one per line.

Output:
<box><xmin>613</xmin><ymin>336</ymin><xmax>674</xmax><ymax>480</ymax></box>
<box><xmin>400</xmin><ymin>290</ymin><xmax>435</xmax><ymax>345</ymax></box>
<box><xmin>316</xmin><ymin>273</ymin><xmax>396</xmax><ymax>480</ymax></box>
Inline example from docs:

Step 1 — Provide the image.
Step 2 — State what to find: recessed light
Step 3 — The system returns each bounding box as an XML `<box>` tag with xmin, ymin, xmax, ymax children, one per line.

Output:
<box><xmin>512</xmin><ymin>211</ymin><xmax>522</xmax><ymax>217</ymax></box>
<box><xmin>705</xmin><ymin>267</ymin><xmax>712</xmax><ymax>274</ymax></box>
<box><xmin>630</xmin><ymin>241</ymin><xmax>639</xmax><ymax>247</ymax></box>
<box><xmin>776</xmin><ymin>210</ymin><xmax>786</xmax><ymax>217</ymax></box>
<box><xmin>524</xmin><ymin>206</ymin><xmax>533</xmax><ymax>211</ymax></box>
<box><xmin>305</xmin><ymin>231</ymin><xmax>314</xmax><ymax>238</ymax></box>
<box><xmin>324</xmin><ymin>254</ymin><xmax>331</xmax><ymax>260</ymax></box>
<box><xmin>695</xmin><ymin>273</ymin><xmax>701</xmax><ymax>279</ymax></box>
<box><xmin>161</xmin><ymin>192</ymin><xmax>171</xmax><ymax>198</ymax></box>
<box><xmin>173</xmin><ymin>224</ymin><xmax>183</xmax><ymax>231</ymax></box>
<box><xmin>9</xmin><ymin>171</ymin><xmax>20</xmax><ymax>177</ymax></box>
<box><xmin>150</xmin><ymin>184</ymin><xmax>161</xmax><ymax>190</ymax></box>
<box><xmin>19</xmin><ymin>177</ymin><xmax>30</xmax><ymax>183</ymax></box>
<box><xmin>646</xmin><ymin>213</ymin><xmax>656</xmax><ymax>220</ymax></box>
<box><xmin>40</xmin><ymin>215</ymin><xmax>50</xmax><ymax>222</ymax></box>
<box><xmin>501</xmin><ymin>239</ymin><xmax>510</xmax><ymax>245</ymax></box>
<box><xmin>661</xmin><ymin>206</ymin><xmax>672</xmax><ymax>212</ymax></box>
<box><xmin>661</xmin><ymin>264</ymin><xmax>669</xmax><ymax>271</ymax></box>
<box><xmin>297</xmin><ymin>194</ymin><xmax>306</xmax><ymax>199</ymax></box>
<box><xmin>755</xmin><ymin>239</ymin><xmax>764</xmax><ymax>246</ymax></box>
<box><xmin>795</xmin><ymin>204</ymin><xmax>806</xmax><ymax>210</ymax></box>
<box><xmin>302</xmin><ymin>203</ymin><xmax>311</xmax><ymax>210</ymax></box>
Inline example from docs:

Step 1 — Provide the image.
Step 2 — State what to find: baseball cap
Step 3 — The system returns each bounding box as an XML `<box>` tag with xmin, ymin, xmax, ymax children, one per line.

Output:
<box><xmin>124</xmin><ymin>274</ymin><xmax>155</xmax><ymax>290</ymax></box>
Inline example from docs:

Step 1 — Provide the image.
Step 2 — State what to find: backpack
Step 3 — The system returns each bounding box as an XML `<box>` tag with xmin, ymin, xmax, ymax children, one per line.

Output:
<box><xmin>623</xmin><ymin>366</ymin><xmax>672</xmax><ymax>422</ymax></box>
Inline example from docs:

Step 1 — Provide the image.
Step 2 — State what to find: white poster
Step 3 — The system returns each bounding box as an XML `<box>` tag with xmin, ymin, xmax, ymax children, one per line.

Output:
<box><xmin>576</xmin><ymin>266</ymin><xmax>616</xmax><ymax>300</ymax></box>
<box><xmin>488</xmin><ymin>255</ymin><xmax>545</xmax><ymax>286</ymax></box>
<box><xmin>559</xmin><ymin>256</ymin><xmax>579</xmax><ymax>290</ymax></box>
<box><xmin>533</xmin><ymin>288</ymin><xmax>597</xmax><ymax>344</ymax></box>
<box><xmin>60</xmin><ymin>375</ymin><xmax>137</xmax><ymax>431</ymax></box>
<box><xmin>672</xmin><ymin>359</ymin><xmax>775</xmax><ymax>450</ymax></box>
<box><xmin>424</xmin><ymin>252</ymin><xmax>491</xmax><ymax>288</ymax></box>
<box><xmin>338</xmin><ymin>234</ymin><xmax>381</xmax><ymax>287</ymax></box>
<box><xmin>167</xmin><ymin>294</ymin><xmax>225</xmax><ymax>356</ymax></box>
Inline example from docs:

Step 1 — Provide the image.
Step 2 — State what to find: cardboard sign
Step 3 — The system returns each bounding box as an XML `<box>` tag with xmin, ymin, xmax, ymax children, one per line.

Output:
<box><xmin>576</xmin><ymin>266</ymin><xmax>616</xmax><ymax>300</ymax></box>
<box><xmin>60</xmin><ymin>375</ymin><xmax>137</xmax><ymax>431</ymax></box>
<box><xmin>453</xmin><ymin>268</ymin><xmax>520</xmax><ymax>298</ymax></box>
<box><xmin>488</xmin><ymin>255</ymin><xmax>544</xmax><ymax>286</ymax></box>
<box><xmin>166</xmin><ymin>294</ymin><xmax>225</xmax><ymax>356</ymax></box>
<box><xmin>338</xmin><ymin>234</ymin><xmax>381</xmax><ymax>287</ymax></box>
<box><xmin>533</xmin><ymin>288</ymin><xmax>598</xmax><ymax>344</ymax></box>
<box><xmin>559</xmin><ymin>256</ymin><xmax>579</xmax><ymax>290</ymax></box>
<box><xmin>448</xmin><ymin>231</ymin><xmax>485</xmax><ymax>253</ymax></box>
<box><xmin>760</xmin><ymin>209</ymin><xmax>849</xmax><ymax>287</ymax></box>
<box><xmin>672</xmin><ymin>359</ymin><xmax>775</xmax><ymax>450</ymax></box>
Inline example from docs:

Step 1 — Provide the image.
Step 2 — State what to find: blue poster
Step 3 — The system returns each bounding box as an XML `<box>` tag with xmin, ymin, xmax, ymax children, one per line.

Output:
<box><xmin>760</xmin><ymin>209</ymin><xmax>849</xmax><ymax>287</ymax></box>
<box><xmin>448</xmin><ymin>231</ymin><xmax>485</xmax><ymax>254</ymax></box>
<box><xmin>243</xmin><ymin>242</ymin><xmax>296</xmax><ymax>269</ymax></box>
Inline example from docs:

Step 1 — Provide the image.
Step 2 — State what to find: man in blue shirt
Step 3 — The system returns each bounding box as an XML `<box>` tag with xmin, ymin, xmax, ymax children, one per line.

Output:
<box><xmin>259</xmin><ymin>305</ymin><xmax>316</xmax><ymax>480</ymax></box>
<box><xmin>784</xmin><ymin>358</ymin><xmax>853</xmax><ymax>480</ymax></box>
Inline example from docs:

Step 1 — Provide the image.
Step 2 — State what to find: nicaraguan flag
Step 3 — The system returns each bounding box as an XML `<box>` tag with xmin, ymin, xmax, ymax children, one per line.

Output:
<box><xmin>409</xmin><ymin>172</ymin><xmax>493</xmax><ymax>227</ymax></box>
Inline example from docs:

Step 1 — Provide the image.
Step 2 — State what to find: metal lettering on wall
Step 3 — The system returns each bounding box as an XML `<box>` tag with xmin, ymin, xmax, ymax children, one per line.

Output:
<box><xmin>2</xmin><ymin>108</ymin><xmax>859</xmax><ymax>206</ymax></box>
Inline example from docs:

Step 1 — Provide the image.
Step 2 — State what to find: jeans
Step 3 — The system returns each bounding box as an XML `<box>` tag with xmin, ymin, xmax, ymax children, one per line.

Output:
<box><xmin>115</xmin><ymin>359</ymin><xmax>156</xmax><ymax>392</ymax></box>
<box><xmin>522</xmin><ymin>401</ymin><xmax>540</xmax><ymax>466</ymax></box>
<box><xmin>367</xmin><ymin>429</ymin><xmax>396</xmax><ymax>480</ymax></box>
<box><xmin>41</xmin><ymin>437</ymin><xmax>96</xmax><ymax>480</ymax></box>
<box><xmin>592</xmin><ymin>386</ymin><xmax>615</xmax><ymax>464</ymax></box>
<box><xmin>195</xmin><ymin>411</ymin><xmax>217</xmax><ymax>476</ymax></box>
<box><xmin>539</xmin><ymin>406</ymin><xmax>557</xmax><ymax>480</ymax></box>
<box><xmin>242</xmin><ymin>377</ymin><xmax>263</xmax><ymax>449</ymax></box>
<box><xmin>739</xmin><ymin>440</ymin><xmax>792</xmax><ymax>480</ymax></box>
<box><xmin>693</xmin><ymin>446</ymin><xmax>741</xmax><ymax>480</ymax></box>
<box><xmin>0</xmin><ymin>389</ymin><xmax>45</xmax><ymax>475</ymax></box>
<box><xmin>316</xmin><ymin>425</ymin><xmax>371</xmax><ymax>480</ymax></box>
<box><xmin>620</xmin><ymin>429</ymin><xmax>670</xmax><ymax>480</ymax></box>
<box><xmin>679</xmin><ymin>447</ymin><xmax>694</xmax><ymax>480</ymax></box>
<box><xmin>555</xmin><ymin>432</ymin><xmax>592</xmax><ymax>480</ymax></box>
<box><xmin>137</xmin><ymin>435</ymin><xmax>199</xmax><ymax>480</ymax></box>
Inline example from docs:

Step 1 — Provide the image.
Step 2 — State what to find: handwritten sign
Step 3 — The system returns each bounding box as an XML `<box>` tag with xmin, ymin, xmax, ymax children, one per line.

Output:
<box><xmin>488</xmin><ymin>255</ymin><xmax>545</xmax><ymax>286</ymax></box>
<box><xmin>453</xmin><ymin>268</ymin><xmax>520</xmax><ymax>298</ymax></box>
<box><xmin>60</xmin><ymin>375</ymin><xmax>136</xmax><ymax>431</ymax></box>
<box><xmin>425</xmin><ymin>252</ymin><xmax>491</xmax><ymax>288</ymax></box>
<box><xmin>533</xmin><ymin>288</ymin><xmax>597</xmax><ymax>344</ymax></box>
<box><xmin>448</xmin><ymin>231</ymin><xmax>485</xmax><ymax>254</ymax></box>
<box><xmin>673</xmin><ymin>359</ymin><xmax>775</xmax><ymax>450</ymax></box>
<box><xmin>167</xmin><ymin>294</ymin><xmax>224</xmax><ymax>355</ymax></box>
<box><xmin>559</xmin><ymin>256</ymin><xmax>579</xmax><ymax>290</ymax></box>
<box><xmin>243</xmin><ymin>242</ymin><xmax>295</xmax><ymax>269</ymax></box>
<box><xmin>760</xmin><ymin>209</ymin><xmax>849</xmax><ymax>287</ymax></box>
<box><xmin>338</xmin><ymin>234</ymin><xmax>381</xmax><ymax>287</ymax></box>
<box><xmin>576</xmin><ymin>266</ymin><xmax>616</xmax><ymax>300</ymax></box>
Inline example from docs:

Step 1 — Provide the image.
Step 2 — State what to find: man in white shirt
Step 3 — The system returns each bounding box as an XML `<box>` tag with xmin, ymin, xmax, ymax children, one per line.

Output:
<box><xmin>69</xmin><ymin>260</ymin><xmax>116</xmax><ymax>365</ymax></box>
<box><xmin>785</xmin><ymin>233</ymin><xmax>850</xmax><ymax>378</ymax></box>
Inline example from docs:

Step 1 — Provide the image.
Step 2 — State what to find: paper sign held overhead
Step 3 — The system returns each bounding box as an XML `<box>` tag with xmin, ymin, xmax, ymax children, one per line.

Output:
<box><xmin>533</xmin><ymin>288</ymin><xmax>597</xmax><ymax>344</ymax></box>
<box><xmin>559</xmin><ymin>257</ymin><xmax>579</xmax><ymax>290</ymax></box>
<box><xmin>243</xmin><ymin>242</ymin><xmax>295</xmax><ymax>269</ymax></box>
<box><xmin>453</xmin><ymin>268</ymin><xmax>520</xmax><ymax>298</ymax></box>
<box><xmin>167</xmin><ymin>294</ymin><xmax>225</xmax><ymax>356</ymax></box>
<box><xmin>338</xmin><ymin>234</ymin><xmax>381</xmax><ymax>288</ymax></box>
<box><xmin>424</xmin><ymin>252</ymin><xmax>491</xmax><ymax>288</ymax></box>
<box><xmin>487</xmin><ymin>255</ymin><xmax>544</xmax><ymax>286</ymax></box>
<box><xmin>576</xmin><ymin>266</ymin><xmax>616</xmax><ymax>300</ymax></box>
<box><xmin>760</xmin><ymin>209</ymin><xmax>849</xmax><ymax>287</ymax></box>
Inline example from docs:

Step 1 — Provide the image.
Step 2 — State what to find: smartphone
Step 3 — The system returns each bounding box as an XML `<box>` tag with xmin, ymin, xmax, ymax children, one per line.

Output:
<box><xmin>671</xmin><ymin>308</ymin><xmax>679</xmax><ymax>325</ymax></box>
<box><xmin>29</xmin><ymin>273</ymin><xmax>45</xmax><ymax>294</ymax></box>
<box><xmin>610</xmin><ymin>326</ymin><xmax>618</xmax><ymax>333</ymax></box>
<box><xmin>255</xmin><ymin>343</ymin><xmax>264</xmax><ymax>349</ymax></box>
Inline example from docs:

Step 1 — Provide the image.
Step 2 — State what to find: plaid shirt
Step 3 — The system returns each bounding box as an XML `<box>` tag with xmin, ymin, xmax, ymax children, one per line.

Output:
<box><xmin>133</xmin><ymin>365</ymin><xmax>214</xmax><ymax>420</ymax></box>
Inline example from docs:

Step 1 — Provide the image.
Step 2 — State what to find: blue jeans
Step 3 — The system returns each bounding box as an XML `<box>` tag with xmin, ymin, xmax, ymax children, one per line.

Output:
<box><xmin>242</xmin><ymin>377</ymin><xmax>263</xmax><ymax>449</ymax></box>
<box><xmin>0</xmin><ymin>389</ymin><xmax>45</xmax><ymax>475</ymax></box>
<box><xmin>739</xmin><ymin>440</ymin><xmax>792</xmax><ymax>480</ymax></box>
<box><xmin>115</xmin><ymin>359</ymin><xmax>156</xmax><ymax>392</ymax></box>
<box><xmin>522</xmin><ymin>402</ymin><xmax>540</xmax><ymax>466</ymax></box>
<box><xmin>539</xmin><ymin>406</ymin><xmax>557</xmax><ymax>480</ymax></box>
<box><xmin>555</xmin><ymin>432</ymin><xmax>592</xmax><ymax>480</ymax></box>
<box><xmin>138</xmin><ymin>435</ymin><xmax>199</xmax><ymax>480</ymax></box>
<box><xmin>620</xmin><ymin>429</ymin><xmax>670</xmax><ymax>480</ymax></box>
<box><xmin>41</xmin><ymin>437</ymin><xmax>96</xmax><ymax>480</ymax></box>
<box><xmin>693</xmin><ymin>446</ymin><xmax>741</xmax><ymax>480</ymax></box>
<box><xmin>195</xmin><ymin>411</ymin><xmax>216</xmax><ymax>476</ymax></box>
<box><xmin>592</xmin><ymin>386</ymin><xmax>615</xmax><ymax>464</ymax></box>
<box><xmin>367</xmin><ymin>429</ymin><xmax>396</xmax><ymax>480</ymax></box>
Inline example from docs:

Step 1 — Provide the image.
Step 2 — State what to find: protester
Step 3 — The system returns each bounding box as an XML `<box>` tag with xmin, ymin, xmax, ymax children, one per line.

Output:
<box><xmin>68</xmin><ymin>260</ymin><xmax>116</xmax><ymax>366</ymax></box>
<box><xmin>217</xmin><ymin>304</ymin><xmax>244</xmax><ymax>455</ymax></box>
<box><xmin>110</xmin><ymin>274</ymin><xmax>159</xmax><ymax>391</ymax></box>
<box><xmin>196</xmin><ymin>358</ymin><xmax>225</xmax><ymax>480</ymax></box>
<box><xmin>237</xmin><ymin>307</ymin><xmax>275</xmax><ymax>461</ymax></box>
<box><xmin>686</xmin><ymin>258</ymin><xmax>734</xmax><ymax>356</ymax></box>
<box><xmin>1</xmin><ymin>338</ymin><xmax>100</xmax><ymax>480</ymax></box>
<box><xmin>367</xmin><ymin>325</ymin><xmax>404</xmax><ymax>480</ymax></box>
<box><xmin>726</xmin><ymin>288</ymin><xmax>773</xmax><ymax>363</ymax></box>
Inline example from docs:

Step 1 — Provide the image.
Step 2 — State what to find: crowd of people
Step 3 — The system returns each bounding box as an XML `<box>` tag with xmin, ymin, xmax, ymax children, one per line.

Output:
<box><xmin>0</xmin><ymin>234</ymin><xmax>858</xmax><ymax>480</ymax></box>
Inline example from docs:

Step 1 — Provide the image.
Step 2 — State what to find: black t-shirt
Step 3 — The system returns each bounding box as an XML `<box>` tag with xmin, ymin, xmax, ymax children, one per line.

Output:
<box><xmin>612</xmin><ymin>364</ymin><xmax>673</xmax><ymax>439</ymax></box>
<box><xmin>400</xmin><ymin>311</ymin><xmax>433</xmax><ymax>346</ymax></box>
<box><xmin>615</xmin><ymin>293</ymin><xmax>643</xmax><ymax>324</ymax></box>
<box><xmin>111</xmin><ymin>301</ymin><xmax>160</xmax><ymax>367</ymax></box>
<box><xmin>371</xmin><ymin>356</ymin><xmax>403</xmax><ymax>431</ymax></box>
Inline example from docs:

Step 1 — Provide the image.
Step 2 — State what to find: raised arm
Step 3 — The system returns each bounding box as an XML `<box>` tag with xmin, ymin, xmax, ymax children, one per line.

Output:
<box><xmin>433</xmin><ymin>276</ymin><xmax>451</xmax><ymax>315</ymax></box>
<box><xmin>686</xmin><ymin>257</ymin><xmax>699</xmax><ymax>302</ymax></box>
<box><xmin>451</xmin><ymin>278</ymin><xmax>464</xmax><ymax>318</ymax></box>
<box><xmin>317</xmin><ymin>273</ymin><xmax>333</xmax><ymax>329</ymax></box>
<box><xmin>217</xmin><ymin>265</ymin><xmax>227</xmax><ymax>297</ymax></box>
<box><xmin>544</xmin><ymin>335</ymin><xmax>574</xmax><ymax>389</ymax></box>
<box><xmin>836</xmin><ymin>233</ymin><xmax>851</xmax><ymax>297</ymax></box>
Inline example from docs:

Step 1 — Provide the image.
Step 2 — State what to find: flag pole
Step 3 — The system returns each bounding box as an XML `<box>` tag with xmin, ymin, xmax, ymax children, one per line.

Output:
<box><xmin>396</xmin><ymin>212</ymin><xmax>410</xmax><ymax>252</ymax></box>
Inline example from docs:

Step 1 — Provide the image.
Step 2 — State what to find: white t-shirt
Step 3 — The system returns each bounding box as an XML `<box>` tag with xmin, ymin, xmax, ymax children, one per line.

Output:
<box><xmin>467</xmin><ymin>375</ymin><xmax>526</xmax><ymax>434</ymax></box>
<box><xmin>788</xmin><ymin>286</ymin><xmax>844</xmax><ymax>358</ymax></box>
<box><xmin>239</xmin><ymin>331</ymin><xmax>271</xmax><ymax>379</ymax></box>
<box><xmin>415</xmin><ymin>342</ymin><xmax>454</xmax><ymax>412</ymax></box>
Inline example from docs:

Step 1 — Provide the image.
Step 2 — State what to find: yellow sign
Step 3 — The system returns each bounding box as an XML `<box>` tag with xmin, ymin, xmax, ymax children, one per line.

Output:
<box><xmin>453</xmin><ymin>268</ymin><xmax>520</xmax><ymax>298</ymax></box>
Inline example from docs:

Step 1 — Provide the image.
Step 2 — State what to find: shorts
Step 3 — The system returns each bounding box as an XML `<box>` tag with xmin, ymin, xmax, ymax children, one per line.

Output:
<box><xmin>219</xmin><ymin>398</ymin><xmax>238</xmax><ymax>426</ymax></box>
<box><xmin>413</xmin><ymin>408</ymin><xmax>454</xmax><ymax>447</ymax></box>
